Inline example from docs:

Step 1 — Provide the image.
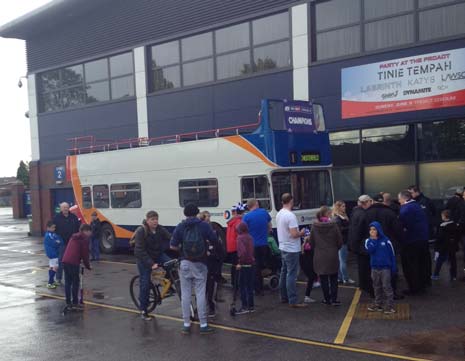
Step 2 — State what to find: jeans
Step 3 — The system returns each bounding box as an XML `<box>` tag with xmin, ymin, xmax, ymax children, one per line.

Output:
<box><xmin>254</xmin><ymin>245</ymin><xmax>269</xmax><ymax>293</ymax></box>
<box><xmin>56</xmin><ymin>243</ymin><xmax>66</xmax><ymax>281</ymax></box>
<box><xmin>91</xmin><ymin>237</ymin><xmax>100</xmax><ymax>260</ymax></box>
<box><xmin>320</xmin><ymin>274</ymin><xmax>338</xmax><ymax>303</ymax></box>
<box><xmin>338</xmin><ymin>244</ymin><xmax>349</xmax><ymax>281</ymax></box>
<box><xmin>137</xmin><ymin>253</ymin><xmax>171</xmax><ymax>313</ymax></box>
<box><xmin>64</xmin><ymin>263</ymin><xmax>80</xmax><ymax>305</ymax></box>
<box><xmin>179</xmin><ymin>260</ymin><xmax>208</xmax><ymax>326</ymax></box>
<box><xmin>371</xmin><ymin>268</ymin><xmax>393</xmax><ymax>309</ymax></box>
<box><xmin>239</xmin><ymin>266</ymin><xmax>255</xmax><ymax>309</ymax></box>
<box><xmin>434</xmin><ymin>251</ymin><xmax>457</xmax><ymax>279</ymax></box>
<box><xmin>279</xmin><ymin>251</ymin><xmax>300</xmax><ymax>304</ymax></box>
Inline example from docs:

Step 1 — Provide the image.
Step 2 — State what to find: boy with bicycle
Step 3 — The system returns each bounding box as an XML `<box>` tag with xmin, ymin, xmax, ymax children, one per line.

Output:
<box><xmin>134</xmin><ymin>210</ymin><xmax>172</xmax><ymax>321</ymax></box>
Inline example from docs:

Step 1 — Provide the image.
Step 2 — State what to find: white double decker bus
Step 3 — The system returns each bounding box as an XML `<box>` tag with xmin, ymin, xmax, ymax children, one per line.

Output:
<box><xmin>67</xmin><ymin>99</ymin><xmax>333</xmax><ymax>253</ymax></box>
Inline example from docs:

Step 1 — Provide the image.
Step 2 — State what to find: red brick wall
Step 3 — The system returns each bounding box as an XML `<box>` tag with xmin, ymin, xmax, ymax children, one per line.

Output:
<box><xmin>11</xmin><ymin>182</ymin><xmax>25</xmax><ymax>219</ymax></box>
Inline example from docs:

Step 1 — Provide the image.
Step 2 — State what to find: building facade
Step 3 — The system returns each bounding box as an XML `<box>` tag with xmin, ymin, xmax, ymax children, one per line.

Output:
<box><xmin>1</xmin><ymin>0</ymin><xmax>464</xmax><ymax>234</ymax></box>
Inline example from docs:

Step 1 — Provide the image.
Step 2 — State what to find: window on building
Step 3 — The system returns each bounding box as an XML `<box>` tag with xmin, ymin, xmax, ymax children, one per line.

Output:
<box><xmin>365</xmin><ymin>15</ymin><xmax>415</xmax><ymax>51</ymax></box>
<box><xmin>181</xmin><ymin>32</ymin><xmax>214</xmax><ymax>87</ymax></box>
<box><xmin>315</xmin><ymin>0</ymin><xmax>361</xmax><ymax>31</ymax></box>
<box><xmin>82</xmin><ymin>187</ymin><xmax>92</xmax><ymax>209</ymax></box>
<box><xmin>362</xmin><ymin>125</ymin><xmax>415</xmax><ymax>164</ymax></box>
<box><xmin>419</xmin><ymin>161</ymin><xmax>465</xmax><ymax>199</ymax></box>
<box><xmin>241</xmin><ymin>176</ymin><xmax>271</xmax><ymax>210</ymax></box>
<box><xmin>316</xmin><ymin>26</ymin><xmax>361</xmax><ymax>60</ymax></box>
<box><xmin>179</xmin><ymin>179</ymin><xmax>219</xmax><ymax>207</ymax></box>
<box><xmin>364</xmin><ymin>164</ymin><xmax>416</xmax><ymax>195</ymax></box>
<box><xmin>151</xmin><ymin>41</ymin><xmax>181</xmax><ymax>91</ymax></box>
<box><xmin>38</xmin><ymin>52</ymin><xmax>134</xmax><ymax>113</ymax></box>
<box><xmin>364</xmin><ymin>0</ymin><xmax>414</xmax><ymax>19</ymax></box>
<box><xmin>93</xmin><ymin>185</ymin><xmax>109</xmax><ymax>208</ymax></box>
<box><xmin>215</xmin><ymin>22</ymin><xmax>251</xmax><ymax>80</ymax></box>
<box><xmin>419</xmin><ymin>2</ymin><xmax>465</xmax><ymax>41</ymax></box>
<box><xmin>182</xmin><ymin>58</ymin><xmax>214</xmax><ymax>87</ymax></box>
<box><xmin>330</xmin><ymin>130</ymin><xmax>360</xmax><ymax>166</ymax></box>
<box><xmin>271</xmin><ymin>170</ymin><xmax>333</xmax><ymax>211</ymax></box>
<box><xmin>419</xmin><ymin>0</ymin><xmax>458</xmax><ymax>8</ymax></box>
<box><xmin>417</xmin><ymin>120</ymin><xmax>465</xmax><ymax>161</ymax></box>
<box><xmin>252</xmin><ymin>13</ymin><xmax>291</xmax><ymax>72</ymax></box>
<box><xmin>110</xmin><ymin>183</ymin><xmax>141</xmax><ymax>208</ymax></box>
<box><xmin>332</xmin><ymin>168</ymin><xmax>361</xmax><ymax>201</ymax></box>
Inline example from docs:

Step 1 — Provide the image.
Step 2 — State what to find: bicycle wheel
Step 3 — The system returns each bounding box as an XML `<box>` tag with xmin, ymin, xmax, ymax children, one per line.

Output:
<box><xmin>129</xmin><ymin>275</ymin><xmax>160</xmax><ymax>313</ymax></box>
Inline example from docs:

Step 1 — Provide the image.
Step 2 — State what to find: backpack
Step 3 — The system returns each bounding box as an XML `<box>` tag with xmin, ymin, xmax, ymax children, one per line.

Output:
<box><xmin>182</xmin><ymin>222</ymin><xmax>207</xmax><ymax>261</ymax></box>
<box><xmin>129</xmin><ymin>225</ymin><xmax>148</xmax><ymax>248</ymax></box>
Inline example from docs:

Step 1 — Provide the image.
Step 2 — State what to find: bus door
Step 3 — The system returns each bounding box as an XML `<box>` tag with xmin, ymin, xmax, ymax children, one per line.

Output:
<box><xmin>240</xmin><ymin>175</ymin><xmax>272</xmax><ymax>211</ymax></box>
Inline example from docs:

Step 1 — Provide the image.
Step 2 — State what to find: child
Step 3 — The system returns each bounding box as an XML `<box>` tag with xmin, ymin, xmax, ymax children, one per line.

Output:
<box><xmin>62</xmin><ymin>224</ymin><xmax>92</xmax><ymax>311</ymax></box>
<box><xmin>432</xmin><ymin>210</ymin><xmax>460</xmax><ymax>281</ymax></box>
<box><xmin>301</xmin><ymin>229</ymin><xmax>317</xmax><ymax>304</ymax></box>
<box><xmin>310</xmin><ymin>206</ymin><xmax>343</xmax><ymax>306</ymax></box>
<box><xmin>43</xmin><ymin>221</ymin><xmax>63</xmax><ymax>289</ymax></box>
<box><xmin>236</xmin><ymin>222</ymin><xmax>255</xmax><ymax>314</ymax></box>
<box><xmin>226</xmin><ymin>203</ymin><xmax>246</xmax><ymax>289</ymax></box>
<box><xmin>90</xmin><ymin>212</ymin><xmax>102</xmax><ymax>261</ymax></box>
<box><xmin>267</xmin><ymin>231</ymin><xmax>281</xmax><ymax>274</ymax></box>
<box><xmin>365</xmin><ymin>221</ymin><xmax>397</xmax><ymax>314</ymax></box>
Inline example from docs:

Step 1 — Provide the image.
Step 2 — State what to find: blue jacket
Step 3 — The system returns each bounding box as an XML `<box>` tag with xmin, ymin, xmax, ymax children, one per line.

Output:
<box><xmin>243</xmin><ymin>208</ymin><xmax>271</xmax><ymax>247</ymax></box>
<box><xmin>170</xmin><ymin>217</ymin><xmax>218</xmax><ymax>264</ymax></box>
<box><xmin>365</xmin><ymin>222</ymin><xmax>397</xmax><ymax>274</ymax></box>
<box><xmin>399</xmin><ymin>200</ymin><xmax>429</xmax><ymax>243</ymax></box>
<box><xmin>43</xmin><ymin>231</ymin><xmax>63</xmax><ymax>259</ymax></box>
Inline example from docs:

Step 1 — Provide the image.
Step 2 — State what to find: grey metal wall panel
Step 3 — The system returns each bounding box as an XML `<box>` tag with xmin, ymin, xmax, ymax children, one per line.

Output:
<box><xmin>38</xmin><ymin>100</ymin><xmax>138</xmax><ymax>160</ymax></box>
<box><xmin>147</xmin><ymin>71</ymin><xmax>293</xmax><ymax>136</ymax></box>
<box><xmin>26</xmin><ymin>0</ymin><xmax>301</xmax><ymax>72</ymax></box>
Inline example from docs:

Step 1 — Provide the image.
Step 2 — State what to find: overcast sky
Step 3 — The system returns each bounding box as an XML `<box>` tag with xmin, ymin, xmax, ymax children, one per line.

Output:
<box><xmin>0</xmin><ymin>1</ymin><xmax>52</xmax><ymax>177</ymax></box>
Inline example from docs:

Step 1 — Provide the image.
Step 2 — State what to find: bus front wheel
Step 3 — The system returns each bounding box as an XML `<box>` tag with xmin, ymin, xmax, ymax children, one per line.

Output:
<box><xmin>101</xmin><ymin>223</ymin><xmax>117</xmax><ymax>254</ymax></box>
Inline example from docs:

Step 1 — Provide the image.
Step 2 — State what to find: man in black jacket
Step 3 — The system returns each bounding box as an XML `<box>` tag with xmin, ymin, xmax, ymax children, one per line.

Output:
<box><xmin>53</xmin><ymin>202</ymin><xmax>80</xmax><ymax>284</ymax></box>
<box><xmin>348</xmin><ymin>195</ymin><xmax>372</xmax><ymax>296</ymax></box>
<box><xmin>134</xmin><ymin>210</ymin><xmax>171</xmax><ymax>320</ymax></box>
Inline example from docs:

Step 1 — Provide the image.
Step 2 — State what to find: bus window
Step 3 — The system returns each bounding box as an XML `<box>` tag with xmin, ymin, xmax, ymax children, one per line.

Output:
<box><xmin>241</xmin><ymin>176</ymin><xmax>271</xmax><ymax>210</ymax></box>
<box><xmin>268</xmin><ymin>100</ymin><xmax>285</xmax><ymax>130</ymax></box>
<box><xmin>179</xmin><ymin>179</ymin><xmax>219</xmax><ymax>207</ymax></box>
<box><xmin>110</xmin><ymin>183</ymin><xmax>142</xmax><ymax>208</ymax></box>
<box><xmin>82</xmin><ymin>186</ymin><xmax>92</xmax><ymax>209</ymax></box>
<box><xmin>272</xmin><ymin>170</ymin><xmax>332</xmax><ymax>211</ymax></box>
<box><xmin>93</xmin><ymin>185</ymin><xmax>109</xmax><ymax>208</ymax></box>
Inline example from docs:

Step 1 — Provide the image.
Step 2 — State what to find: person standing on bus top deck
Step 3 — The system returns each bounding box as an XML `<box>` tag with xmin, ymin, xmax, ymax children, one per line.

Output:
<box><xmin>53</xmin><ymin>202</ymin><xmax>80</xmax><ymax>285</ymax></box>
<box><xmin>276</xmin><ymin>193</ymin><xmax>307</xmax><ymax>308</ymax></box>
<box><xmin>90</xmin><ymin>212</ymin><xmax>102</xmax><ymax>261</ymax></box>
<box><xmin>226</xmin><ymin>203</ymin><xmax>246</xmax><ymax>290</ymax></box>
<box><xmin>243</xmin><ymin>199</ymin><xmax>272</xmax><ymax>296</ymax></box>
<box><xmin>134</xmin><ymin>210</ymin><xmax>172</xmax><ymax>321</ymax></box>
<box><xmin>171</xmin><ymin>204</ymin><xmax>218</xmax><ymax>335</ymax></box>
<box><xmin>199</xmin><ymin>210</ymin><xmax>222</xmax><ymax>318</ymax></box>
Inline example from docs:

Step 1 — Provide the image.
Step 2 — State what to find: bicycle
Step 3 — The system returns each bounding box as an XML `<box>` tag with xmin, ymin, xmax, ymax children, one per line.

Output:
<box><xmin>129</xmin><ymin>259</ymin><xmax>197</xmax><ymax>320</ymax></box>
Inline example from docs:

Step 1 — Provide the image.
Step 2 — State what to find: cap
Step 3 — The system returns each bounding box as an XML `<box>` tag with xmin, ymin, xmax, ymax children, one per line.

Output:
<box><xmin>358</xmin><ymin>195</ymin><xmax>372</xmax><ymax>203</ymax></box>
<box><xmin>372</xmin><ymin>194</ymin><xmax>384</xmax><ymax>203</ymax></box>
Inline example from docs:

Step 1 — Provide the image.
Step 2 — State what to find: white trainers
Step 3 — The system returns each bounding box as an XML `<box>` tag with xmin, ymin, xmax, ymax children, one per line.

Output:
<box><xmin>343</xmin><ymin>279</ymin><xmax>356</xmax><ymax>285</ymax></box>
<box><xmin>313</xmin><ymin>282</ymin><xmax>321</xmax><ymax>288</ymax></box>
<box><xmin>304</xmin><ymin>296</ymin><xmax>316</xmax><ymax>304</ymax></box>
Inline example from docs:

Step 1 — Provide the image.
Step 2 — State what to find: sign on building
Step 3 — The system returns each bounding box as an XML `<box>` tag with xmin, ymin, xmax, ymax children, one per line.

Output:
<box><xmin>341</xmin><ymin>47</ymin><xmax>465</xmax><ymax>119</ymax></box>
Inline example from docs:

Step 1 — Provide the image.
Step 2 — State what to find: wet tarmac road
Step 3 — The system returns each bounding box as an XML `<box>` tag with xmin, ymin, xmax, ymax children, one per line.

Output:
<box><xmin>0</xmin><ymin>208</ymin><xmax>464</xmax><ymax>361</ymax></box>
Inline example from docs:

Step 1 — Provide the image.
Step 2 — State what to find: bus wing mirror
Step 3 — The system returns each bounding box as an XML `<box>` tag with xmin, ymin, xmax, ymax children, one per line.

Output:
<box><xmin>312</xmin><ymin>103</ymin><xmax>326</xmax><ymax>132</ymax></box>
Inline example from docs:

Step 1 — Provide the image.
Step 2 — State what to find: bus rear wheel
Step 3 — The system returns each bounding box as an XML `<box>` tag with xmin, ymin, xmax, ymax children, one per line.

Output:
<box><xmin>101</xmin><ymin>223</ymin><xmax>117</xmax><ymax>254</ymax></box>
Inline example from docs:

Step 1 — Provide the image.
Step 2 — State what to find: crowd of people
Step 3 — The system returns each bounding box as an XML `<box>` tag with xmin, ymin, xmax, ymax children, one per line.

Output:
<box><xmin>42</xmin><ymin>185</ymin><xmax>465</xmax><ymax>334</ymax></box>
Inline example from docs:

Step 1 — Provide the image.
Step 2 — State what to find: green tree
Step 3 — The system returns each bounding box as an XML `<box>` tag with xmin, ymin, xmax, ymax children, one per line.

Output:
<box><xmin>16</xmin><ymin>161</ymin><xmax>29</xmax><ymax>188</ymax></box>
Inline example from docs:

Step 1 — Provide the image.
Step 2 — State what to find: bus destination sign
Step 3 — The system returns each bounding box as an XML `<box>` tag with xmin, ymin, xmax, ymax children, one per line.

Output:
<box><xmin>301</xmin><ymin>151</ymin><xmax>321</xmax><ymax>164</ymax></box>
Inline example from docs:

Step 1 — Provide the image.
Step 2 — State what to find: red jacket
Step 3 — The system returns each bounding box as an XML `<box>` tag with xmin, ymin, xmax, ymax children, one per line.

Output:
<box><xmin>236</xmin><ymin>222</ymin><xmax>255</xmax><ymax>266</ymax></box>
<box><xmin>62</xmin><ymin>232</ymin><xmax>91</xmax><ymax>270</ymax></box>
<box><xmin>226</xmin><ymin>215</ymin><xmax>242</xmax><ymax>253</ymax></box>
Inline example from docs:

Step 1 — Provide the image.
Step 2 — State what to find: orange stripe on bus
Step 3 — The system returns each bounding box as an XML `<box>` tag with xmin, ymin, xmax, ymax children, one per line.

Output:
<box><xmin>224</xmin><ymin>136</ymin><xmax>277</xmax><ymax>168</ymax></box>
<box><xmin>68</xmin><ymin>155</ymin><xmax>133</xmax><ymax>239</ymax></box>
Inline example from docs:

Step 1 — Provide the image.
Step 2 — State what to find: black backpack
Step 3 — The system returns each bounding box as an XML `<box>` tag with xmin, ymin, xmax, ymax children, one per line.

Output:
<box><xmin>182</xmin><ymin>222</ymin><xmax>206</xmax><ymax>261</ymax></box>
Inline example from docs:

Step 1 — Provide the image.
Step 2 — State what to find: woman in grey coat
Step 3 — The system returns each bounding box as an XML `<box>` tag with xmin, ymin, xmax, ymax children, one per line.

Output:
<box><xmin>309</xmin><ymin>206</ymin><xmax>343</xmax><ymax>306</ymax></box>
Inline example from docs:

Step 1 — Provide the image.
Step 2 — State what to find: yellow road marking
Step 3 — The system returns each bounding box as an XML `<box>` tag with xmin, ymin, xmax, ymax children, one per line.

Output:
<box><xmin>334</xmin><ymin>288</ymin><xmax>362</xmax><ymax>344</ymax></box>
<box><xmin>98</xmin><ymin>260</ymin><xmax>136</xmax><ymax>266</ymax></box>
<box><xmin>37</xmin><ymin>291</ymin><xmax>430</xmax><ymax>361</ymax></box>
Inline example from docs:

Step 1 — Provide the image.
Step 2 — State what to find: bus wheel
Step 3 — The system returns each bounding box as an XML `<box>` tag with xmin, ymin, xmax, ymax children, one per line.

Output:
<box><xmin>101</xmin><ymin>223</ymin><xmax>116</xmax><ymax>254</ymax></box>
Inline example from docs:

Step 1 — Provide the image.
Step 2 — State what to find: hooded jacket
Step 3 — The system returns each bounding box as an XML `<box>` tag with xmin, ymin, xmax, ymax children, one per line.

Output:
<box><xmin>226</xmin><ymin>215</ymin><xmax>242</xmax><ymax>253</ymax></box>
<box><xmin>62</xmin><ymin>232</ymin><xmax>91</xmax><ymax>270</ymax></box>
<box><xmin>310</xmin><ymin>221</ymin><xmax>343</xmax><ymax>275</ymax></box>
<box><xmin>134</xmin><ymin>223</ymin><xmax>172</xmax><ymax>268</ymax></box>
<box><xmin>43</xmin><ymin>231</ymin><xmax>63</xmax><ymax>259</ymax></box>
<box><xmin>435</xmin><ymin>220</ymin><xmax>460</xmax><ymax>254</ymax></box>
<box><xmin>365</xmin><ymin>222</ymin><xmax>397</xmax><ymax>274</ymax></box>
<box><xmin>170</xmin><ymin>217</ymin><xmax>218</xmax><ymax>264</ymax></box>
<box><xmin>236</xmin><ymin>222</ymin><xmax>255</xmax><ymax>266</ymax></box>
